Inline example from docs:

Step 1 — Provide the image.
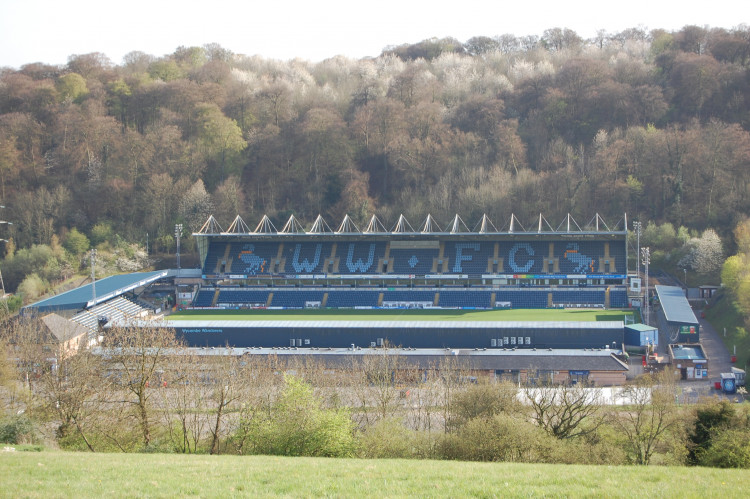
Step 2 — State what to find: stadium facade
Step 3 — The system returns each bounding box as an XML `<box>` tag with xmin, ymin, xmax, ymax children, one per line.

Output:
<box><xmin>25</xmin><ymin>213</ymin><xmax>638</xmax><ymax>385</ymax></box>
<box><xmin>194</xmin><ymin>213</ymin><xmax>629</xmax><ymax>290</ymax></box>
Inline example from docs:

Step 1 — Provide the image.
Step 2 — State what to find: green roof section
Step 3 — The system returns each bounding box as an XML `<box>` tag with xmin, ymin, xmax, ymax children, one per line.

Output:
<box><xmin>22</xmin><ymin>271</ymin><xmax>167</xmax><ymax>314</ymax></box>
<box><xmin>624</xmin><ymin>323</ymin><xmax>657</xmax><ymax>332</ymax></box>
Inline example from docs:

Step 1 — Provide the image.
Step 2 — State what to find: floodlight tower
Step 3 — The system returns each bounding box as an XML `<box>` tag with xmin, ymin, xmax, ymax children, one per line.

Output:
<box><xmin>0</xmin><ymin>206</ymin><xmax>11</xmax><ymax>298</ymax></box>
<box><xmin>641</xmin><ymin>247</ymin><xmax>650</xmax><ymax>325</ymax></box>
<box><xmin>632</xmin><ymin>220</ymin><xmax>642</xmax><ymax>278</ymax></box>
<box><xmin>175</xmin><ymin>224</ymin><xmax>183</xmax><ymax>270</ymax></box>
<box><xmin>90</xmin><ymin>249</ymin><xmax>97</xmax><ymax>303</ymax></box>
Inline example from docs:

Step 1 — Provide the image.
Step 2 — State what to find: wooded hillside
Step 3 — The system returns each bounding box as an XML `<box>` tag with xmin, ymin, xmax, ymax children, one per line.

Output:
<box><xmin>0</xmin><ymin>25</ymin><xmax>749</xmax><ymax>256</ymax></box>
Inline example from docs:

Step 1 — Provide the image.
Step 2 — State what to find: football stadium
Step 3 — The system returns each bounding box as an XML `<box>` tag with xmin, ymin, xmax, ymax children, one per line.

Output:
<box><xmin>23</xmin><ymin>212</ymin><xmax>638</xmax><ymax>385</ymax></box>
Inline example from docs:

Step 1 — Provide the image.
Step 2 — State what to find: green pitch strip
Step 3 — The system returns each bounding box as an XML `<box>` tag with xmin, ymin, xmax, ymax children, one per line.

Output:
<box><xmin>170</xmin><ymin>308</ymin><xmax>634</xmax><ymax>323</ymax></box>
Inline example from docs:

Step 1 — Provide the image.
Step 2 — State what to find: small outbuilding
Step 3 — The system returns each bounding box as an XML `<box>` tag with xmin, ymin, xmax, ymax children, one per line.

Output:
<box><xmin>624</xmin><ymin>323</ymin><xmax>658</xmax><ymax>349</ymax></box>
<box><xmin>668</xmin><ymin>343</ymin><xmax>708</xmax><ymax>380</ymax></box>
<box><xmin>655</xmin><ymin>285</ymin><xmax>700</xmax><ymax>343</ymax></box>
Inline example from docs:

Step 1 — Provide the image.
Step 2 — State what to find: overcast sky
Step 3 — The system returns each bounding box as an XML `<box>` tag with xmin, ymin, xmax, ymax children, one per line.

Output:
<box><xmin>0</xmin><ymin>0</ymin><xmax>747</xmax><ymax>68</ymax></box>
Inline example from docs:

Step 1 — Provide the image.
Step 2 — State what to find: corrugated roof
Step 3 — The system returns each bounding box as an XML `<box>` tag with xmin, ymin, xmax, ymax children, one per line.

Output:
<box><xmin>24</xmin><ymin>271</ymin><xmax>167</xmax><ymax>313</ymax></box>
<box><xmin>177</xmin><ymin>346</ymin><xmax>629</xmax><ymax>371</ymax></box>
<box><xmin>625</xmin><ymin>323</ymin><xmax>658</xmax><ymax>332</ymax></box>
<box><xmin>159</xmin><ymin>320</ymin><xmax>624</xmax><ymax>330</ymax></box>
<box><xmin>655</xmin><ymin>285</ymin><xmax>698</xmax><ymax>325</ymax></box>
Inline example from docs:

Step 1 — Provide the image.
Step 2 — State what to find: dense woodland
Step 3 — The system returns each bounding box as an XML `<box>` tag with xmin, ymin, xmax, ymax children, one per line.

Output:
<box><xmin>1</xmin><ymin>25</ymin><xmax>750</xmax><ymax>284</ymax></box>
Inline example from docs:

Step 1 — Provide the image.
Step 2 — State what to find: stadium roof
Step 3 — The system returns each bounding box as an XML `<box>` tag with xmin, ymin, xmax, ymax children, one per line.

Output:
<box><xmin>23</xmin><ymin>270</ymin><xmax>167</xmax><ymax>314</ymax></box>
<box><xmin>166</xmin><ymin>346</ymin><xmax>629</xmax><ymax>372</ymax></box>
<box><xmin>146</xmin><ymin>320</ymin><xmax>625</xmax><ymax>330</ymax></box>
<box><xmin>194</xmin><ymin>213</ymin><xmax>629</xmax><ymax>236</ymax></box>
<box><xmin>654</xmin><ymin>285</ymin><xmax>698</xmax><ymax>326</ymax></box>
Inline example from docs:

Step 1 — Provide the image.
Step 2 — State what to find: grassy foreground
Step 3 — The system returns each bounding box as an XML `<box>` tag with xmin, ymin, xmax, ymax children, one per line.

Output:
<box><xmin>0</xmin><ymin>451</ymin><xmax>746</xmax><ymax>498</ymax></box>
<box><xmin>170</xmin><ymin>308</ymin><xmax>634</xmax><ymax>323</ymax></box>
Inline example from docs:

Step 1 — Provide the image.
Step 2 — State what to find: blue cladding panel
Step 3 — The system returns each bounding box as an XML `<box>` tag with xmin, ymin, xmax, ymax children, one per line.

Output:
<box><xmin>175</xmin><ymin>323</ymin><xmax>624</xmax><ymax>349</ymax></box>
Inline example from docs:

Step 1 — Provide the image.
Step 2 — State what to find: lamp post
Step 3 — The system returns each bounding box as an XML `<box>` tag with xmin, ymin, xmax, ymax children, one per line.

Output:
<box><xmin>641</xmin><ymin>247</ymin><xmax>650</xmax><ymax>325</ymax></box>
<box><xmin>175</xmin><ymin>224</ymin><xmax>183</xmax><ymax>270</ymax></box>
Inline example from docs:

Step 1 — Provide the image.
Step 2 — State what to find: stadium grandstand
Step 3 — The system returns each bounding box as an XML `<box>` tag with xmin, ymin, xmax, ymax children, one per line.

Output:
<box><xmin>21</xmin><ymin>213</ymin><xmax>640</xmax><ymax>385</ymax></box>
<box><xmin>190</xmin><ymin>212</ymin><xmax>629</xmax><ymax>308</ymax></box>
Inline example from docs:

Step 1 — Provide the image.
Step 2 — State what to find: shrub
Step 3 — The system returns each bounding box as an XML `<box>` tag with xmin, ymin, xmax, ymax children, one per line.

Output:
<box><xmin>448</xmin><ymin>381</ymin><xmax>520</xmax><ymax>431</ymax></box>
<box><xmin>440</xmin><ymin>413</ymin><xmax>557</xmax><ymax>462</ymax></box>
<box><xmin>356</xmin><ymin>417</ymin><xmax>427</xmax><ymax>459</ymax></box>
<box><xmin>17</xmin><ymin>273</ymin><xmax>48</xmax><ymax>303</ymax></box>
<box><xmin>689</xmin><ymin>399</ymin><xmax>736</xmax><ymax>464</ymax></box>
<box><xmin>239</xmin><ymin>375</ymin><xmax>356</xmax><ymax>457</ymax></box>
<box><xmin>0</xmin><ymin>415</ymin><xmax>36</xmax><ymax>444</ymax></box>
<box><xmin>697</xmin><ymin>428</ymin><xmax>750</xmax><ymax>468</ymax></box>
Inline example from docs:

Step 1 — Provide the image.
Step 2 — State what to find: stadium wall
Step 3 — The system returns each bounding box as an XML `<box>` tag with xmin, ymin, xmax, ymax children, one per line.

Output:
<box><xmin>168</xmin><ymin>320</ymin><xmax>624</xmax><ymax>350</ymax></box>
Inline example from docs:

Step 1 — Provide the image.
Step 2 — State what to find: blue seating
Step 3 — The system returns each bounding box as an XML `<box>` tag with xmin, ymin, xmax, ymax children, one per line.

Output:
<box><xmin>326</xmin><ymin>291</ymin><xmax>380</xmax><ymax>308</ymax></box>
<box><xmin>380</xmin><ymin>291</ymin><xmax>436</xmax><ymax>308</ymax></box>
<box><xmin>389</xmin><ymin>248</ymin><xmax>439</xmax><ymax>275</ymax></box>
<box><xmin>193</xmin><ymin>289</ymin><xmax>215</xmax><ymax>307</ymax></box>
<box><xmin>494</xmin><ymin>290</ymin><xmax>549</xmax><ymax>308</ymax></box>
<box><xmin>281</xmin><ymin>242</ymin><xmax>334</xmax><ymax>274</ymax></box>
<box><xmin>203</xmin><ymin>243</ymin><xmax>227</xmax><ymax>274</ymax></box>
<box><xmin>270</xmin><ymin>291</ymin><xmax>325</xmax><ymax>308</ymax></box>
<box><xmin>217</xmin><ymin>289</ymin><xmax>270</xmax><ymax>306</ymax></box>
<box><xmin>552</xmin><ymin>290</ymin><xmax>606</xmax><ymax>307</ymax></box>
<box><xmin>202</xmin><ymin>239</ymin><xmax>627</xmax><ymax>277</ymax></box>
<box><xmin>609</xmin><ymin>289</ymin><xmax>629</xmax><ymax>308</ymax></box>
<box><xmin>443</xmin><ymin>243</ymin><xmax>496</xmax><ymax>275</ymax></box>
<box><xmin>228</xmin><ymin>242</ymin><xmax>280</xmax><ymax>275</ymax></box>
<box><xmin>339</xmin><ymin>242</ymin><xmax>387</xmax><ymax>274</ymax></box>
<box><xmin>438</xmin><ymin>291</ymin><xmax>492</xmax><ymax>308</ymax></box>
<box><xmin>501</xmin><ymin>242</ymin><xmax>547</xmax><ymax>274</ymax></box>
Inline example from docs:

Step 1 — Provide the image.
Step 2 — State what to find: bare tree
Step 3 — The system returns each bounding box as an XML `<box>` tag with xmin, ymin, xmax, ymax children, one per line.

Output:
<box><xmin>350</xmin><ymin>347</ymin><xmax>405</xmax><ymax>427</ymax></box>
<box><xmin>157</xmin><ymin>351</ymin><xmax>208</xmax><ymax>453</ymax></box>
<box><xmin>0</xmin><ymin>317</ymin><xmax>56</xmax><ymax>415</ymax></box>
<box><xmin>207</xmin><ymin>351</ymin><xmax>246</xmax><ymax>454</ymax></box>
<box><xmin>434</xmin><ymin>354</ymin><xmax>472</xmax><ymax>433</ymax></box>
<box><xmin>230</xmin><ymin>355</ymin><xmax>284</xmax><ymax>455</ymax></box>
<box><xmin>523</xmin><ymin>380</ymin><xmax>605</xmax><ymax>439</ymax></box>
<box><xmin>612</xmin><ymin>371</ymin><xmax>683</xmax><ymax>465</ymax></box>
<box><xmin>37</xmin><ymin>348</ymin><xmax>109</xmax><ymax>451</ymax></box>
<box><xmin>104</xmin><ymin>323</ymin><xmax>184</xmax><ymax>449</ymax></box>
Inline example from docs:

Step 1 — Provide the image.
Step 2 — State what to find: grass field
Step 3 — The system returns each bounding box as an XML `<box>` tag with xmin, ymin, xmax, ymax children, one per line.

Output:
<box><xmin>170</xmin><ymin>308</ymin><xmax>635</xmax><ymax>323</ymax></box>
<box><xmin>0</xmin><ymin>450</ymin><xmax>745</xmax><ymax>498</ymax></box>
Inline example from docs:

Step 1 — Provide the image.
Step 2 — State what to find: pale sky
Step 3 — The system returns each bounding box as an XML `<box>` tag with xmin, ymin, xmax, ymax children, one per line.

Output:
<box><xmin>0</xmin><ymin>0</ymin><xmax>747</xmax><ymax>68</ymax></box>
